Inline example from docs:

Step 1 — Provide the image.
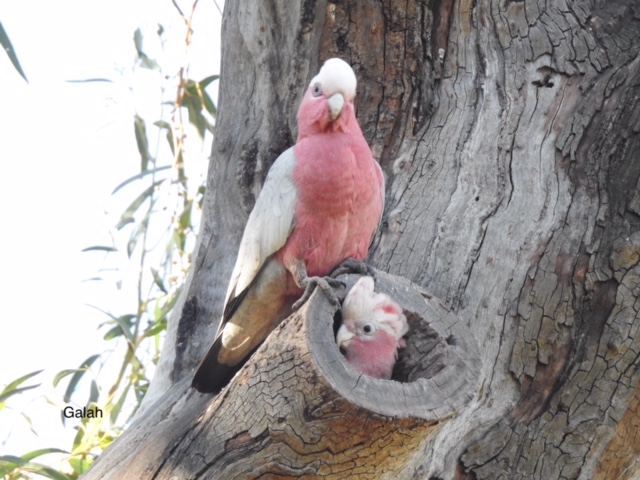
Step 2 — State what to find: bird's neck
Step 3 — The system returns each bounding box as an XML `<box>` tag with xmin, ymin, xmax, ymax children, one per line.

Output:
<box><xmin>346</xmin><ymin>331</ymin><xmax>399</xmax><ymax>379</ymax></box>
<box><xmin>297</xmin><ymin>105</ymin><xmax>361</xmax><ymax>141</ymax></box>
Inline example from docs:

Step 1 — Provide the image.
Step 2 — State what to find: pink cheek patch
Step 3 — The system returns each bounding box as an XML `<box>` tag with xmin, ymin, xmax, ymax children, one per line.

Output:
<box><xmin>383</xmin><ymin>304</ymin><xmax>399</xmax><ymax>314</ymax></box>
<box><xmin>374</xmin><ymin>304</ymin><xmax>401</xmax><ymax>315</ymax></box>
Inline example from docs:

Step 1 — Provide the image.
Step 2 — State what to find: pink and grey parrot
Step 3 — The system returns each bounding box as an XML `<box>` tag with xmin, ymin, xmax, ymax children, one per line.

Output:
<box><xmin>192</xmin><ymin>58</ymin><xmax>385</xmax><ymax>392</ymax></box>
<box><xmin>337</xmin><ymin>276</ymin><xmax>408</xmax><ymax>380</ymax></box>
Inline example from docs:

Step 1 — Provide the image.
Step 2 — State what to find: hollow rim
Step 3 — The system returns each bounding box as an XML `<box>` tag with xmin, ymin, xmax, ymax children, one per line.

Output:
<box><xmin>305</xmin><ymin>272</ymin><xmax>482</xmax><ymax>420</ymax></box>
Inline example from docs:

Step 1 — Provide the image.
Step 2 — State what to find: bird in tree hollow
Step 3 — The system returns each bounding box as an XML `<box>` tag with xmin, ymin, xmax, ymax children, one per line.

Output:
<box><xmin>192</xmin><ymin>58</ymin><xmax>385</xmax><ymax>393</ymax></box>
<box><xmin>337</xmin><ymin>276</ymin><xmax>409</xmax><ymax>380</ymax></box>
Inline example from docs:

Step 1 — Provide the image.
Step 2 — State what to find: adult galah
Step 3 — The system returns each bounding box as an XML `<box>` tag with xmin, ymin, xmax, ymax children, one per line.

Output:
<box><xmin>337</xmin><ymin>276</ymin><xmax>408</xmax><ymax>380</ymax></box>
<box><xmin>192</xmin><ymin>58</ymin><xmax>385</xmax><ymax>393</ymax></box>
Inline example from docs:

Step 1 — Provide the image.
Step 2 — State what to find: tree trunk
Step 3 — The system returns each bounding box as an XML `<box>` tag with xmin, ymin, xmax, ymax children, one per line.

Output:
<box><xmin>82</xmin><ymin>272</ymin><xmax>481</xmax><ymax>478</ymax></box>
<box><xmin>90</xmin><ymin>0</ymin><xmax>640</xmax><ymax>478</ymax></box>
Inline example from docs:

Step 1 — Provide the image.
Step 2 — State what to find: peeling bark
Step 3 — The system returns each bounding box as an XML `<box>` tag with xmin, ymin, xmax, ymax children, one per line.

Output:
<box><xmin>106</xmin><ymin>0</ymin><xmax>639</xmax><ymax>478</ymax></box>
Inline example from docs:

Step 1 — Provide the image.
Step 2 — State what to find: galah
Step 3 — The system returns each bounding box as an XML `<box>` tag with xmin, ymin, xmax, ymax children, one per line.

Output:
<box><xmin>337</xmin><ymin>276</ymin><xmax>408</xmax><ymax>380</ymax></box>
<box><xmin>192</xmin><ymin>58</ymin><xmax>385</xmax><ymax>393</ymax></box>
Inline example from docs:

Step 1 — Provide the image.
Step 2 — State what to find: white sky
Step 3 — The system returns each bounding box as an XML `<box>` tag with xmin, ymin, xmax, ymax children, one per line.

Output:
<box><xmin>0</xmin><ymin>0</ymin><xmax>222</xmax><ymax>463</ymax></box>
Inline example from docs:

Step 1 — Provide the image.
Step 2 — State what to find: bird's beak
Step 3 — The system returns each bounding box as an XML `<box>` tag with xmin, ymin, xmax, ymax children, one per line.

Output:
<box><xmin>337</xmin><ymin>324</ymin><xmax>354</xmax><ymax>349</ymax></box>
<box><xmin>328</xmin><ymin>93</ymin><xmax>345</xmax><ymax>121</ymax></box>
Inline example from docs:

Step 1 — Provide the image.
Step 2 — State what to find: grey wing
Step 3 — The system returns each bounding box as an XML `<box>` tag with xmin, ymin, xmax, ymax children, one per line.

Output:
<box><xmin>371</xmin><ymin>159</ymin><xmax>385</xmax><ymax>246</ymax></box>
<box><xmin>224</xmin><ymin>147</ymin><xmax>298</xmax><ymax>306</ymax></box>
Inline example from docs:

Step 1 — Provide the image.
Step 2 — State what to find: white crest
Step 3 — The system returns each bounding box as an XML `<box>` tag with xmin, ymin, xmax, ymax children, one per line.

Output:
<box><xmin>310</xmin><ymin>58</ymin><xmax>357</xmax><ymax>101</ymax></box>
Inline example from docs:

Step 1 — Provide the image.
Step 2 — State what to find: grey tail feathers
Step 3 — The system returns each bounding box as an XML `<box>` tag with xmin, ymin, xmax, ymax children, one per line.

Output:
<box><xmin>191</xmin><ymin>335</ymin><xmax>239</xmax><ymax>393</ymax></box>
<box><xmin>191</xmin><ymin>335</ymin><xmax>261</xmax><ymax>393</ymax></box>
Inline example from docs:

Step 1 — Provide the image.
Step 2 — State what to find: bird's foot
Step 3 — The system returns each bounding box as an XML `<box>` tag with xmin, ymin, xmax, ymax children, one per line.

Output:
<box><xmin>330</xmin><ymin>258</ymin><xmax>377</xmax><ymax>279</ymax></box>
<box><xmin>292</xmin><ymin>276</ymin><xmax>346</xmax><ymax>310</ymax></box>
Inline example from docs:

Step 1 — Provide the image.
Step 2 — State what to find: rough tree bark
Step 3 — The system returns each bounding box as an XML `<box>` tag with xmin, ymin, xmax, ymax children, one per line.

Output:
<box><xmin>88</xmin><ymin>0</ymin><xmax>640</xmax><ymax>479</ymax></box>
<box><xmin>82</xmin><ymin>272</ymin><xmax>481</xmax><ymax>478</ymax></box>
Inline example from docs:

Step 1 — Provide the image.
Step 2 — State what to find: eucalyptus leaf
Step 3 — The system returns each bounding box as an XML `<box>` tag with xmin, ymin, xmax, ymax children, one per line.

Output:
<box><xmin>133</xmin><ymin>28</ymin><xmax>144</xmax><ymax>57</ymax></box>
<box><xmin>66</xmin><ymin>78</ymin><xmax>113</xmax><ymax>83</ymax></box>
<box><xmin>103</xmin><ymin>325</ymin><xmax>122</xmax><ymax>341</ymax></box>
<box><xmin>127</xmin><ymin>221</ymin><xmax>147</xmax><ymax>257</ymax></box>
<box><xmin>0</xmin><ymin>370</ymin><xmax>43</xmax><ymax>396</ymax></box>
<box><xmin>20</xmin><ymin>411</ymin><xmax>38</xmax><ymax>437</ymax></box>
<box><xmin>111</xmin><ymin>165</ymin><xmax>171</xmax><ymax>195</ymax></box>
<box><xmin>109</xmin><ymin>383</ymin><xmax>130</xmax><ymax>424</ymax></box>
<box><xmin>0</xmin><ymin>370</ymin><xmax>43</xmax><ymax>408</ymax></box>
<box><xmin>110</xmin><ymin>314</ymin><xmax>136</xmax><ymax>344</ymax></box>
<box><xmin>88</xmin><ymin>380</ymin><xmax>100</xmax><ymax>406</ymax></box>
<box><xmin>68</xmin><ymin>455</ymin><xmax>93</xmax><ymax>475</ymax></box>
<box><xmin>134</xmin><ymin>114</ymin><xmax>151</xmax><ymax>173</ymax></box>
<box><xmin>150</xmin><ymin>267</ymin><xmax>167</xmax><ymax>293</ymax></box>
<box><xmin>81</xmin><ymin>245</ymin><xmax>117</xmax><ymax>253</ymax></box>
<box><xmin>145</xmin><ymin>320</ymin><xmax>167</xmax><ymax>338</ymax></box>
<box><xmin>9</xmin><ymin>461</ymin><xmax>73</xmax><ymax>480</ymax></box>
<box><xmin>59</xmin><ymin>355</ymin><xmax>100</xmax><ymax>404</ymax></box>
<box><xmin>153</xmin><ymin>120</ymin><xmax>171</xmax><ymax>130</ymax></box>
<box><xmin>116</xmin><ymin>180</ymin><xmax>165</xmax><ymax>230</ymax></box>
<box><xmin>201</xmin><ymin>89</ymin><xmax>217</xmax><ymax>116</ymax></box>
<box><xmin>0</xmin><ymin>22</ymin><xmax>27</xmax><ymax>82</ymax></box>
<box><xmin>0</xmin><ymin>385</ymin><xmax>40</xmax><ymax>407</ymax></box>
<box><xmin>0</xmin><ymin>455</ymin><xmax>21</xmax><ymax>476</ymax></box>
<box><xmin>198</xmin><ymin>74</ymin><xmax>219</xmax><ymax>88</ymax></box>
<box><xmin>19</xmin><ymin>448</ymin><xmax>69</xmax><ymax>462</ymax></box>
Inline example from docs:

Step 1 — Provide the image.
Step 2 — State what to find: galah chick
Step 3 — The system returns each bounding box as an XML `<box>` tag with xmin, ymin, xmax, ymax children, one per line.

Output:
<box><xmin>337</xmin><ymin>276</ymin><xmax>408</xmax><ymax>380</ymax></box>
<box><xmin>192</xmin><ymin>58</ymin><xmax>385</xmax><ymax>393</ymax></box>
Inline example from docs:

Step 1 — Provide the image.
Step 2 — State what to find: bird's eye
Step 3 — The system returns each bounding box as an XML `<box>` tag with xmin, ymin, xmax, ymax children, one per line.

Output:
<box><xmin>362</xmin><ymin>324</ymin><xmax>374</xmax><ymax>334</ymax></box>
<box><xmin>311</xmin><ymin>83</ymin><xmax>322</xmax><ymax>97</ymax></box>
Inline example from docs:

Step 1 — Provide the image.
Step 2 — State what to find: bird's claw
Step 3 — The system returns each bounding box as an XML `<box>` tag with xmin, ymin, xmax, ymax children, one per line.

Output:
<box><xmin>292</xmin><ymin>276</ymin><xmax>346</xmax><ymax>310</ymax></box>
<box><xmin>330</xmin><ymin>258</ymin><xmax>377</xmax><ymax>279</ymax></box>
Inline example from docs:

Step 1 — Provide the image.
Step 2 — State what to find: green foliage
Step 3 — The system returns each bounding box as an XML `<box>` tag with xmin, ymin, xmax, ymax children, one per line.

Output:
<box><xmin>0</xmin><ymin>373</ymin><xmax>73</xmax><ymax>479</ymax></box>
<box><xmin>1</xmin><ymin>3</ymin><xmax>217</xmax><ymax>478</ymax></box>
<box><xmin>182</xmin><ymin>75</ymin><xmax>218</xmax><ymax>140</ymax></box>
<box><xmin>0</xmin><ymin>453</ymin><xmax>73</xmax><ymax>480</ymax></box>
<box><xmin>0</xmin><ymin>371</ymin><xmax>42</xmax><ymax>409</ymax></box>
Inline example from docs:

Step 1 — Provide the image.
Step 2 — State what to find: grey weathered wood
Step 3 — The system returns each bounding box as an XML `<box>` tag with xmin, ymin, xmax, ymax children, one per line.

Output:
<box><xmin>100</xmin><ymin>0</ymin><xmax>640</xmax><ymax>478</ymax></box>
<box><xmin>83</xmin><ymin>272</ymin><xmax>475</xmax><ymax>479</ymax></box>
<box><xmin>309</xmin><ymin>272</ymin><xmax>481</xmax><ymax>420</ymax></box>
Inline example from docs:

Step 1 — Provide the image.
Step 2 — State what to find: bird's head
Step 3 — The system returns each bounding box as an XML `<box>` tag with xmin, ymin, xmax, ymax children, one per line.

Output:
<box><xmin>337</xmin><ymin>276</ymin><xmax>408</xmax><ymax>355</ymax></box>
<box><xmin>297</xmin><ymin>58</ymin><xmax>358</xmax><ymax>139</ymax></box>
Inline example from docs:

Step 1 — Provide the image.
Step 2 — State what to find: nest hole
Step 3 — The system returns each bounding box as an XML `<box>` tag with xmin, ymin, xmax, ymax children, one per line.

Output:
<box><xmin>332</xmin><ymin>308</ymin><xmax>447</xmax><ymax>383</ymax></box>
